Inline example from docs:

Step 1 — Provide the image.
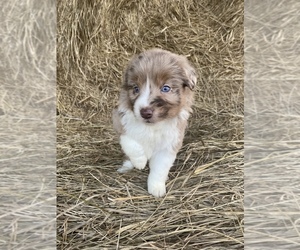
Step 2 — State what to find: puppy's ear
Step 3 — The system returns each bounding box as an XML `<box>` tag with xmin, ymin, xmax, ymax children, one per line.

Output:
<box><xmin>122</xmin><ymin>55</ymin><xmax>139</xmax><ymax>89</ymax></box>
<box><xmin>122</xmin><ymin>61</ymin><xmax>134</xmax><ymax>89</ymax></box>
<box><xmin>181</xmin><ymin>59</ymin><xmax>197</xmax><ymax>91</ymax></box>
<box><xmin>180</xmin><ymin>56</ymin><xmax>197</xmax><ymax>90</ymax></box>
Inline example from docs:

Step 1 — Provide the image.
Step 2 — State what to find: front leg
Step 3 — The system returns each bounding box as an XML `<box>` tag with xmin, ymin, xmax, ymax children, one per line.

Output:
<box><xmin>119</xmin><ymin>135</ymin><xmax>147</xmax><ymax>171</ymax></box>
<box><xmin>148</xmin><ymin>150</ymin><xmax>176</xmax><ymax>197</ymax></box>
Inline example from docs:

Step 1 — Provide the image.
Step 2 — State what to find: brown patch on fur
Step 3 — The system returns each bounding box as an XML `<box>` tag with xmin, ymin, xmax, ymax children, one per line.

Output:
<box><xmin>112</xmin><ymin>108</ymin><xmax>124</xmax><ymax>134</ymax></box>
<box><xmin>173</xmin><ymin>118</ymin><xmax>188</xmax><ymax>152</ymax></box>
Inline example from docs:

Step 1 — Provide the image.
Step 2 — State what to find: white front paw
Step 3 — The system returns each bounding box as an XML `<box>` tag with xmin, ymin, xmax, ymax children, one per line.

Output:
<box><xmin>131</xmin><ymin>155</ymin><xmax>147</xmax><ymax>170</ymax></box>
<box><xmin>147</xmin><ymin>178</ymin><xmax>166</xmax><ymax>197</ymax></box>
<box><xmin>120</xmin><ymin>135</ymin><xmax>147</xmax><ymax>170</ymax></box>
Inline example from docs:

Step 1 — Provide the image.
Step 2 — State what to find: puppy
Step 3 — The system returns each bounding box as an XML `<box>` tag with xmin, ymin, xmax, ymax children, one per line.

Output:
<box><xmin>113</xmin><ymin>48</ymin><xmax>197</xmax><ymax>197</ymax></box>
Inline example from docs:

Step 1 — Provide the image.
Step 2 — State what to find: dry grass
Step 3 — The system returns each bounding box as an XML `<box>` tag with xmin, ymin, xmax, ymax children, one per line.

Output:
<box><xmin>245</xmin><ymin>1</ymin><xmax>300</xmax><ymax>248</ymax></box>
<box><xmin>0</xmin><ymin>0</ymin><xmax>56</xmax><ymax>249</ymax></box>
<box><xmin>57</xmin><ymin>0</ymin><xmax>243</xmax><ymax>249</ymax></box>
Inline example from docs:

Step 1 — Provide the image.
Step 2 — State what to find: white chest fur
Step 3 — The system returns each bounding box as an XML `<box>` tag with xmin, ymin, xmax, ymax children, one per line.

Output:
<box><xmin>121</xmin><ymin>110</ymin><xmax>180</xmax><ymax>159</ymax></box>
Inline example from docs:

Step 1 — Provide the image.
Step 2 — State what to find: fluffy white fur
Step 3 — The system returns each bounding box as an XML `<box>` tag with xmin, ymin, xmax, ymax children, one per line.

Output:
<box><xmin>133</xmin><ymin>77</ymin><xmax>151</xmax><ymax>122</ymax></box>
<box><xmin>117</xmin><ymin>108</ymin><xmax>184</xmax><ymax>197</ymax></box>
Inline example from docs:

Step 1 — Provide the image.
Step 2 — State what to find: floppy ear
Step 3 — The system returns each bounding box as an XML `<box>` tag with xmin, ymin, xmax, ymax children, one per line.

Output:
<box><xmin>183</xmin><ymin>64</ymin><xmax>197</xmax><ymax>91</ymax></box>
<box><xmin>122</xmin><ymin>60</ymin><xmax>133</xmax><ymax>89</ymax></box>
<box><xmin>178</xmin><ymin>55</ymin><xmax>197</xmax><ymax>90</ymax></box>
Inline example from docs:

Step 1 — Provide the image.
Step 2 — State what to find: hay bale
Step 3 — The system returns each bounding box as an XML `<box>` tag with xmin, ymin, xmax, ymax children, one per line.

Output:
<box><xmin>57</xmin><ymin>0</ymin><xmax>243</xmax><ymax>248</ymax></box>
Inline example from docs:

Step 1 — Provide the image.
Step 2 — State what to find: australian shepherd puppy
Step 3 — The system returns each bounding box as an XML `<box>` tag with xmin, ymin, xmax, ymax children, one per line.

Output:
<box><xmin>113</xmin><ymin>48</ymin><xmax>197</xmax><ymax>197</ymax></box>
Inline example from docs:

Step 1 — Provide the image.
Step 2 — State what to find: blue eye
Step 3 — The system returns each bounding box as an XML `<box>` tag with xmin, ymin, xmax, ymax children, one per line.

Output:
<box><xmin>161</xmin><ymin>85</ymin><xmax>171</xmax><ymax>93</ymax></box>
<box><xmin>133</xmin><ymin>86</ymin><xmax>139</xmax><ymax>94</ymax></box>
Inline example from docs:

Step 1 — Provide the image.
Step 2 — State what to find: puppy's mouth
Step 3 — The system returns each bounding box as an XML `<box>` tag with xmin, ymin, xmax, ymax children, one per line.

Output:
<box><xmin>144</xmin><ymin>119</ymin><xmax>154</xmax><ymax>124</ymax></box>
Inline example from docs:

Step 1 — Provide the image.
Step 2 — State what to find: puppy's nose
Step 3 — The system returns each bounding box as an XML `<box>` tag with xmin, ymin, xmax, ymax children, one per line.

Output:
<box><xmin>140</xmin><ymin>107</ymin><xmax>153</xmax><ymax>119</ymax></box>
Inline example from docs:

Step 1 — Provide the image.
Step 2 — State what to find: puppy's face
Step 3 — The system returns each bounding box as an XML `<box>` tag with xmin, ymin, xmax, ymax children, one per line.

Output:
<box><xmin>121</xmin><ymin>49</ymin><xmax>197</xmax><ymax>124</ymax></box>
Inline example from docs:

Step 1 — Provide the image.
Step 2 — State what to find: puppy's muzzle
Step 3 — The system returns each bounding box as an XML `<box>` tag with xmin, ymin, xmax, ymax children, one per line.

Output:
<box><xmin>140</xmin><ymin>107</ymin><xmax>153</xmax><ymax>119</ymax></box>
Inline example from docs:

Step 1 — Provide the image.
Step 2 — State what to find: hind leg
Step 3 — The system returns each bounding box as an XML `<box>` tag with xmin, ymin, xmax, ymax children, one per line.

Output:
<box><xmin>117</xmin><ymin>159</ymin><xmax>134</xmax><ymax>173</ymax></box>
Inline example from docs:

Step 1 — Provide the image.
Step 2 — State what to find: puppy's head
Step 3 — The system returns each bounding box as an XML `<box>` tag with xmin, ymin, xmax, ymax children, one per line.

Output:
<box><xmin>120</xmin><ymin>48</ymin><xmax>197</xmax><ymax>123</ymax></box>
